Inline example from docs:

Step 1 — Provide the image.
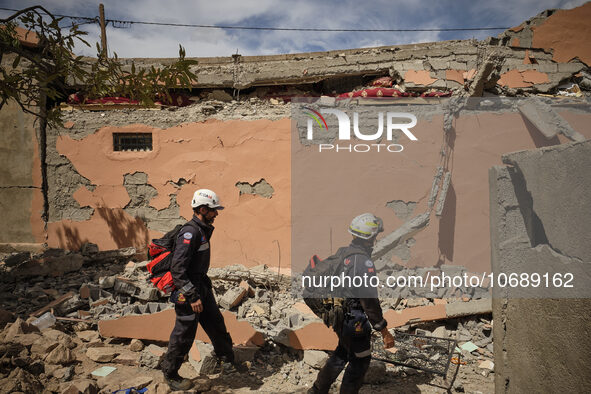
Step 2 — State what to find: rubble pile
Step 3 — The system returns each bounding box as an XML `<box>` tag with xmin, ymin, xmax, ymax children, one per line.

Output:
<box><xmin>0</xmin><ymin>249</ymin><xmax>495</xmax><ymax>393</ymax></box>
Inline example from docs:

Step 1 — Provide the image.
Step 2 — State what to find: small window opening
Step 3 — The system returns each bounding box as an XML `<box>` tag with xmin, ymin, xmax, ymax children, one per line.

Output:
<box><xmin>113</xmin><ymin>133</ymin><xmax>153</xmax><ymax>151</ymax></box>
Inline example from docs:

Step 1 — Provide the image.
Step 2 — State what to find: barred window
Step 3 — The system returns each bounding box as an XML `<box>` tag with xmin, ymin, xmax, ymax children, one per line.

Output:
<box><xmin>113</xmin><ymin>133</ymin><xmax>152</xmax><ymax>151</ymax></box>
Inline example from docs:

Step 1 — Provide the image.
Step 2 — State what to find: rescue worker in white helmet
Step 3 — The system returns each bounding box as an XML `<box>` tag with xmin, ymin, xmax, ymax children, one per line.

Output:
<box><xmin>309</xmin><ymin>213</ymin><xmax>395</xmax><ymax>394</ymax></box>
<box><xmin>160</xmin><ymin>189</ymin><xmax>236</xmax><ymax>391</ymax></box>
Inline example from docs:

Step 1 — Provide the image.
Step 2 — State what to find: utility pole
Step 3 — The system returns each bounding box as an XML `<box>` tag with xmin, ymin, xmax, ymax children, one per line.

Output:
<box><xmin>99</xmin><ymin>3</ymin><xmax>107</xmax><ymax>59</ymax></box>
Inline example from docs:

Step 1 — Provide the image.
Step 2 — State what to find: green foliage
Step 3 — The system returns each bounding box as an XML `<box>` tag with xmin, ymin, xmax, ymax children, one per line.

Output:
<box><xmin>0</xmin><ymin>6</ymin><xmax>197</xmax><ymax>129</ymax></box>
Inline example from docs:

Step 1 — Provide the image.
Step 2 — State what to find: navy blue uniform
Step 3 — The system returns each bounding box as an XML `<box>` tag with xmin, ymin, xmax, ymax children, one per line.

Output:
<box><xmin>311</xmin><ymin>238</ymin><xmax>387</xmax><ymax>394</ymax></box>
<box><xmin>161</xmin><ymin>216</ymin><xmax>234</xmax><ymax>377</ymax></box>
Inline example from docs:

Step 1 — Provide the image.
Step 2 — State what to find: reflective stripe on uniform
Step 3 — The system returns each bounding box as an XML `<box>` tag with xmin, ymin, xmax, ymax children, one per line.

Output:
<box><xmin>198</xmin><ymin>242</ymin><xmax>210</xmax><ymax>251</ymax></box>
<box><xmin>354</xmin><ymin>348</ymin><xmax>371</xmax><ymax>358</ymax></box>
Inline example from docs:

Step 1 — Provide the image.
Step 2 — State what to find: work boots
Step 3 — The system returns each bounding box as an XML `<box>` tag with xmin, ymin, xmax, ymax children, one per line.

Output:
<box><xmin>164</xmin><ymin>371</ymin><xmax>193</xmax><ymax>391</ymax></box>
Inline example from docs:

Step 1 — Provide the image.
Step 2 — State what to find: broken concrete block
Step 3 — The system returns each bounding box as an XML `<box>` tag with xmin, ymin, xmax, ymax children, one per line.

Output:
<box><xmin>219</xmin><ymin>286</ymin><xmax>248</xmax><ymax>310</ymax></box>
<box><xmin>189</xmin><ymin>342</ymin><xmax>218</xmax><ymax>375</ymax></box>
<box><xmin>239</xmin><ymin>280</ymin><xmax>255</xmax><ymax>297</ymax></box>
<box><xmin>136</xmin><ymin>286</ymin><xmax>160</xmax><ymax>302</ymax></box>
<box><xmin>273</xmin><ymin>322</ymin><xmax>338</xmax><ymax>351</ymax></box>
<box><xmin>446</xmin><ymin>299</ymin><xmax>492</xmax><ymax>318</ymax></box>
<box><xmin>146</xmin><ymin>302</ymin><xmax>161</xmax><ymax>314</ymax></box>
<box><xmin>384</xmin><ymin>305</ymin><xmax>447</xmax><ymax>328</ymax></box>
<box><xmin>518</xmin><ymin>100</ymin><xmax>584</xmax><ymax>141</ymax></box>
<box><xmin>113</xmin><ymin>278</ymin><xmax>137</xmax><ymax>296</ymax></box>
<box><xmin>99</xmin><ymin>309</ymin><xmax>264</xmax><ymax>346</ymax></box>
<box><xmin>479</xmin><ymin>360</ymin><xmax>494</xmax><ymax>370</ymax></box>
<box><xmin>252</xmin><ymin>303</ymin><xmax>269</xmax><ymax>317</ymax></box>
<box><xmin>86</xmin><ymin>347</ymin><xmax>119</xmax><ymax>363</ymax></box>
<box><xmin>233</xmin><ymin>345</ymin><xmax>258</xmax><ymax>364</ymax></box>
<box><xmin>139</xmin><ymin>344</ymin><xmax>165</xmax><ymax>369</ymax></box>
<box><xmin>98</xmin><ymin>276</ymin><xmax>116</xmax><ymax>289</ymax></box>
<box><xmin>372</xmin><ymin>213</ymin><xmax>430</xmax><ymax>261</ymax></box>
<box><xmin>432</xmin><ymin>326</ymin><xmax>447</xmax><ymax>338</ymax></box>
<box><xmin>303</xmin><ymin>350</ymin><xmax>328</xmax><ymax>369</ymax></box>
<box><xmin>288</xmin><ymin>313</ymin><xmax>303</xmax><ymax>328</ymax></box>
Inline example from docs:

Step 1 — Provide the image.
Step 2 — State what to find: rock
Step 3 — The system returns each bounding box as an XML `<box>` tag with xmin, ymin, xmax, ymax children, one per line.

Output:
<box><xmin>364</xmin><ymin>360</ymin><xmax>387</xmax><ymax>384</ymax></box>
<box><xmin>31</xmin><ymin>337</ymin><xmax>60</xmax><ymax>355</ymax></box>
<box><xmin>478</xmin><ymin>360</ymin><xmax>494</xmax><ymax>370</ymax></box>
<box><xmin>61</xmin><ymin>379</ymin><xmax>99</xmax><ymax>394</ymax></box>
<box><xmin>303</xmin><ymin>350</ymin><xmax>328</xmax><ymax>369</ymax></box>
<box><xmin>114</xmin><ymin>351</ymin><xmax>139</xmax><ymax>366</ymax></box>
<box><xmin>86</xmin><ymin>347</ymin><xmax>119</xmax><ymax>362</ymax></box>
<box><xmin>45</xmin><ymin>344</ymin><xmax>75</xmax><ymax>365</ymax></box>
<box><xmin>432</xmin><ymin>326</ymin><xmax>447</xmax><ymax>338</ymax></box>
<box><xmin>43</xmin><ymin>329</ymin><xmax>75</xmax><ymax>349</ymax></box>
<box><xmin>139</xmin><ymin>344</ymin><xmax>165</xmax><ymax>368</ymax></box>
<box><xmin>129</xmin><ymin>376</ymin><xmax>153</xmax><ymax>389</ymax></box>
<box><xmin>3</xmin><ymin>317</ymin><xmax>40</xmax><ymax>340</ymax></box>
<box><xmin>252</xmin><ymin>303</ymin><xmax>269</xmax><ymax>317</ymax></box>
<box><xmin>9</xmin><ymin>332</ymin><xmax>42</xmax><ymax>347</ymax></box>
<box><xmin>189</xmin><ymin>342</ymin><xmax>218</xmax><ymax>375</ymax></box>
<box><xmin>0</xmin><ymin>367</ymin><xmax>42</xmax><ymax>393</ymax></box>
<box><xmin>76</xmin><ymin>330</ymin><xmax>100</xmax><ymax>343</ymax></box>
<box><xmin>219</xmin><ymin>286</ymin><xmax>248</xmax><ymax>309</ymax></box>
<box><xmin>129</xmin><ymin>338</ymin><xmax>144</xmax><ymax>352</ymax></box>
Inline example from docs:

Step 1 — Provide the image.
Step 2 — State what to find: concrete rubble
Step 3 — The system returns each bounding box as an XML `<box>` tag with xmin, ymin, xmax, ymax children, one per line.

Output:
<box><xmin>0</xmin><ymin>248</ymin><xmax>496</xmax><ymax>393</ymax></box>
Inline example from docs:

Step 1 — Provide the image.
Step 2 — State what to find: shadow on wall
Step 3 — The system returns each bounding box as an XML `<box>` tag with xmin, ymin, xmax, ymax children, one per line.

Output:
<box><xmin>55</xmin><ymin>224</ymin><xmax>89</xmax><ymax>251</ymax></box>
<box><xmin>96</xmin><ymin>207</ymin><xmax>150</xmax><ymax>249</ymax></box>
<box><xmin>437</xmin><ymin>182</ymin><xmax>456</xmax><ymax>266</ymax></box>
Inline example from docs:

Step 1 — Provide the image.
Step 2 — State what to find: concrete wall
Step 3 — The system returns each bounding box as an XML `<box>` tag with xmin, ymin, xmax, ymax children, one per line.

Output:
<box><xmin>489</xmin><ymin>140</ymin><xmax>591</xmax><ymax>393</ymax></box>
<box><xmin>46</xmin><ymin>104</ymin><xmax>590</xmax><ymax>273</ymax></box>
<box><xmin>0</xmin><ymin>96</ymin><xmax>45</xmax><ymax>247</ymax></box>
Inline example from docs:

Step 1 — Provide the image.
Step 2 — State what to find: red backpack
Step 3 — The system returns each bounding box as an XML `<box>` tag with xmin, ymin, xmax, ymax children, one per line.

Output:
<box><xmin>146</xmin><ymin>222</ymin><xmax>197</xmax><ymax>293</ymax></box>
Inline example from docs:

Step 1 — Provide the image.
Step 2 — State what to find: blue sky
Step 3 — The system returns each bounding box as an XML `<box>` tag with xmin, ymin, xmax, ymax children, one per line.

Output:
<box><xmin>1</xmin><ymin>0</ymin><xmax>588</xmax><ymax>58</ymax></box>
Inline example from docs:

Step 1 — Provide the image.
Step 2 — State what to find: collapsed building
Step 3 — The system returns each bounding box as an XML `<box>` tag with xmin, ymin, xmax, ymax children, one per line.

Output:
<box><xmin>1</xmin><ymin>3</ymin><xmax>590</xmax><ymax>393</ymax></box>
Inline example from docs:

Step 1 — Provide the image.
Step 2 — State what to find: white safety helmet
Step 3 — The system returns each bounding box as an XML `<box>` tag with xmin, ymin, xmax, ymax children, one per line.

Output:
<box><xmin>348</xmin><ymin>213</ymin><xmax>384</xmax><ymax>240</ymax></box>
<box><xmin>191</xmin><ymin>189</ymin><xmax>224</xmax><ymax>210</ymax></box>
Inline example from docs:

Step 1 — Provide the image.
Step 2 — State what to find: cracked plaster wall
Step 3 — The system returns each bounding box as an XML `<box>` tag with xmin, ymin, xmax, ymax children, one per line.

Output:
<box><xmin>489</xmin><ymin>140</ymin><xmax>591</xmax><ymax>393</ymax></box>
<box><xmin>291</xmin><ymin>106</ymin><xmax>591</xmax><ymax>273</ymax></box>
<box><xmin>48</xmin><ymin>117</ymin><xmax>290</xmax><ymax>268</ymax></box>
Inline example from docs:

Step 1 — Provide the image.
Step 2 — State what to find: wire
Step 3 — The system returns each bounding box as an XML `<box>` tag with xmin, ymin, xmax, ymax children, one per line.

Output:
<box><xmin>0</xmin><ymin>7</ymin><xmax>510</xmax><ymax>32</ymax></box>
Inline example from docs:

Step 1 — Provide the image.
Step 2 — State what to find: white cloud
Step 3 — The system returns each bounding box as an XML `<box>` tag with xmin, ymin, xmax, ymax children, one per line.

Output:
<box><xmin>2</xmin><ymin>0</ymin><xmax>585</xmax><ymax>58</ymax></box>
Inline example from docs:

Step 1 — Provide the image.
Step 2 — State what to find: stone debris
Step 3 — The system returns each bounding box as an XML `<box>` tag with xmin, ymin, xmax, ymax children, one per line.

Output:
<box><xmin>0</xmin><ymin>248</ymin><xmax>496</xmax><ymax>393</ymax></box>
